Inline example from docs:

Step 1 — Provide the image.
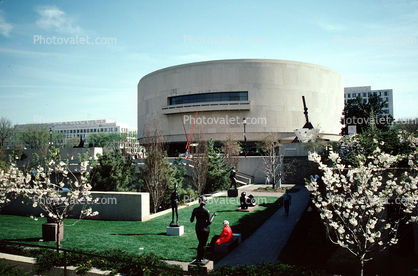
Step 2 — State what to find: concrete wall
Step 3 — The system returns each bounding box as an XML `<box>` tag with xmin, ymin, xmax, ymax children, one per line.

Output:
<box><xmin>137</xmin><ymin>143</ymin><xmax>312</xmax><ymax>184</ymax></box>
<box><xmin>279</xmin><ymin>143</ymin><xmax>310</xmax><ymax>157</ymax></box>
<box><xmin>1</xmin><ymin>192</ymin><xmax>150</xmax><ymax>222</ymax></box>
<box><xmin>86</xmin><ymin>192</ymin><xmax>149</xmax><ymax>221</ymax></box>
<box><xmin>14</xmin><ymin>147</ymin><xmax>103</xmax><ymax>168</ymax></box>
<box><xmin>138</xmin><ymin>59</ymin><xmax>344</xmax><ymax>144</ymax></box>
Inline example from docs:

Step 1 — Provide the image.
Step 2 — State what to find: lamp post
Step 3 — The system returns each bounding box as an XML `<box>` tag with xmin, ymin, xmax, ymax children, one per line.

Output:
<box><xmin>49</xmin><ymin>128</ymin><xmax>52</xmax><ymax>149</ymax></box>
<box><xmin>243</xmin><ymin>117</ymin><xmax>247</xmax><ymax>158</ymax></box>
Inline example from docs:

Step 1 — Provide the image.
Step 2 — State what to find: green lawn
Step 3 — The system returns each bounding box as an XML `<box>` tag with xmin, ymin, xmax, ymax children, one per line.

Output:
<box><xmin>0</xmin><ymin>196</ymin><xmax>281</xmax><ymax>263</ymax></box>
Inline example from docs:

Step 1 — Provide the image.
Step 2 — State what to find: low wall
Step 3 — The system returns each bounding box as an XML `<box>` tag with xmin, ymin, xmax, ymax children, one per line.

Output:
<box><xmin>84</xmin><ymin>192</ymin><xmax>150</xmax><ymax>221</ymax></box>
<box><xmin>14</xmin><ymin>147</ymin><xmax>103</xmax><ymax>166</ymax></box>
<box><xmin>1</xmin><ymin>192</ymin><xmax>150</xmax><ymax>222</ymax></box>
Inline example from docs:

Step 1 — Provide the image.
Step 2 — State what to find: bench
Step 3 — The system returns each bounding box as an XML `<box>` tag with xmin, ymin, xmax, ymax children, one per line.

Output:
<box><xmin>214</xmin><ymin>233</ymin><xmax>241</xmax><ymax>254</ymax></box>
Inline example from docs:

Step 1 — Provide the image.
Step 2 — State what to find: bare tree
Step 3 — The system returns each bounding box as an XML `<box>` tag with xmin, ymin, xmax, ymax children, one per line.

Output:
<box><xmin>0</xmin><ymin>116</ymin><xmax>16</xmax><ymax>148</ymax></box>
<box><xmin>257</xmin><ymin>133</ymin><xmax>284</xmax><ymax>188</ymax></box>
<box><xmin>141</xmin><ymin>116</ymin><xmax>171</xmax><ymax>213</ymax></box>
<box><xmin>221</xmin><ymin>132</ymin><xmax>240</xmax><ymax>169</ymax></box>
<box><xmin>188</xmin><ymin>125</ymin><xmax>208</xmax><ymax>195</ymax></box>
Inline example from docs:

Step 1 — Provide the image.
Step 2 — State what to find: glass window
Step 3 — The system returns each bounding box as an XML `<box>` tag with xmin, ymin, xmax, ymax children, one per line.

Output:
<box><xmin>212</xmin><ymin>93</ymin><xmax>221</xmax><ymax>102</ymax></box>
<box><xmin>220</xmin><ymin>93</ymin><xmax>229</xmax><ymax>101</ymax></box>
<box><xmin>196</xmin><ymin>94</ymin><xmax>204</xmax><ymax>102</ymax></box>
<box><xmin>168</xmin><ymin>92</ymin><xmax>248</xmax><ymax>105</ymax></box>
<box><xmin>239</xmin><ymin>92</ymin><xmax>248</xmax><ymax>100</ymax></box>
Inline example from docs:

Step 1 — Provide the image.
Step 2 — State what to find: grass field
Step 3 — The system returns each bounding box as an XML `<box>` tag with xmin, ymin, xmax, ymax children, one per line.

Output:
<box><xmin>0</xmin><ymin>195</ymin><xmax>281</xmax><ymax>263</ymax></box>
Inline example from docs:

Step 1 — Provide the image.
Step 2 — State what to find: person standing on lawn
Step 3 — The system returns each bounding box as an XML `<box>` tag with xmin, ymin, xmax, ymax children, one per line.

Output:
<box><xmin>283</xmin><ymin>189</ymin><xmax>291</xmax><ymax>216</ymax></box>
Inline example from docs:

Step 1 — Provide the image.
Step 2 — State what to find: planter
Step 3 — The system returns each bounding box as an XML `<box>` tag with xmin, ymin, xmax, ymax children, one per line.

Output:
<box><xmin>42</xmin><ymin>223</ymin><xmax>63</xmax><ymax>242</ymax></box>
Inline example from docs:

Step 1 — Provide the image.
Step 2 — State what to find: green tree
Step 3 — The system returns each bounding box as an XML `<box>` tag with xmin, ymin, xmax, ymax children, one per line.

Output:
<box><xmin>87</xmin><ymin>133</ymin><xmax>121</xmax><ymax>151</ymax></box>
<box><xmin>206</xmin><ymin>138</ymin><xmax>230</xmax><ymax>193</ymax></box>
<box><xmin>18</xmin><ymin>124</ymin><xmax>49</xmax><ymax>150</ymax></box>
<box><xmin>392</xmin><ymin>117</ymin><xmax>418</xmax><ymax>134</ymax></box>
<box><xmin>162</xmin><ymin>157</ymin><xmax>197</xmax><ymax>209</ymax></box>
<box><xmin>341</xmin><ymin>94</ymin><xmax>394</xmax><ymax>135</ymax></box>
<box><xmin>90</xmin><ymin>150</ymin><xmax>136</xmax><ymax>191</ymax></box>
<box><xmin>0</xmin><ymin>147</ymin><xmax>7</xmax><ymax>172</ymax></box>
<box><xmin>338</xmin><ymin>128</ymin><xmax>415</xmax><ymax>167</ymax></box>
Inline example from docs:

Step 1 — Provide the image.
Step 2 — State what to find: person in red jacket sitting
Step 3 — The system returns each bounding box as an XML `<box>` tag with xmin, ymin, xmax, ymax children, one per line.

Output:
<box><xmin>215</xmin><ymin>220</ymin><xmax>234</xmax><ymax>244</ymax></box>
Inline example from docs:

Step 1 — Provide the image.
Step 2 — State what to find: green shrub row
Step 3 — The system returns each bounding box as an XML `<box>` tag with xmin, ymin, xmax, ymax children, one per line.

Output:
<box><xmin>0</xmin><ymin>243</ymin><xmax>323</xmax><ymax>276</ymax></box>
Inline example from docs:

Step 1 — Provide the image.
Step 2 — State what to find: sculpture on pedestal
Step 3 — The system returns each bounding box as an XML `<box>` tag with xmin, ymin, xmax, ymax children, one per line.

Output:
<box><xmin>240</xmin><ymin>192</ymin><xmax>256</xmax><ymax>209</ymax></box>
<box><xmin>190</xmin><ymin>195</ymin><xmax>217</xmax><ymax>264</ymax></box>
<box><xmin>240</xmin><ymin>192</ymin><xmax>248</xmax><ymax>209</ymax></box>
<box><xmin>229</xmin><ymin>167</ymin><xmax>237</xmax><ymax>190</ymax></box>
<box><xmin>170</xmin><ymin>184</ymin><xmax>180</xmax><ymax>227</ymax></box>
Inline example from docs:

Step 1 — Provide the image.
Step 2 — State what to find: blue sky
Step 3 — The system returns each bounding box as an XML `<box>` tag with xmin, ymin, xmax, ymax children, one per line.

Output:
<box><xmin>1</xmin><ymin>0</ymin><xmax>417</xmax><ymax>129</ymax></box>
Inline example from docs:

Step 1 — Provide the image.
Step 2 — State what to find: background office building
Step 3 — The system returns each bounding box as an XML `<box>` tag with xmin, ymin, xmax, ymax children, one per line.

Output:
<box><xmin>15</xmin><ymin>119</ymin><xmax>139</xmax><ymax>152</ymax></box>
<box><xmin>138</xmin><ymin>59</ymin><xmax>344</xmax><ymax>155</ymax></box>
<box><xmin>344</xmin><ymin>86</ymin><xmax>394</xmax><ymax>118</ymax></box>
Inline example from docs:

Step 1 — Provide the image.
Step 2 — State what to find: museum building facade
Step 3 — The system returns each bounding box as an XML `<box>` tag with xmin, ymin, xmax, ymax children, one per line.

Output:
<box><xmin>137</xmin><ymin>59</ymin><xmax>344</xmax><ymax>154</ymax></box>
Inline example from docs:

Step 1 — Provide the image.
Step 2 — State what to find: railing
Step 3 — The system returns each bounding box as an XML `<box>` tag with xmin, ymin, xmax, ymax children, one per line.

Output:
<box><xmin>0</xmin><ymin>240</ymin><xmax>214</xmax><ymax>276</ymax></box>
<box><xmin>236</xmin><ymin>172</ymin><xmax>254</xmax><ymax>184</ymax></box>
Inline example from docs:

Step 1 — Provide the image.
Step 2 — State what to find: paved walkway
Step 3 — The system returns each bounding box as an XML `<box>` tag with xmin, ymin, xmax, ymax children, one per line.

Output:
<box><xmin>214</xmin><ymin>184</ymin><xmax>311</xmax><ymax>268</ymax></box>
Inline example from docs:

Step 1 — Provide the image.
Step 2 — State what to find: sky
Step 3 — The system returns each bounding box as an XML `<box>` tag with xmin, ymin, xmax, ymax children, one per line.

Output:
<box><xmin>0</xmin><ymin>0</ymin><xmax>417</xmax><ymax>129</ymax></box>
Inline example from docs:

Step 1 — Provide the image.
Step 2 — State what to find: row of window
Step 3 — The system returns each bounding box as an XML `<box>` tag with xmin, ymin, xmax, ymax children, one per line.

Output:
<box><xmin>345</xmin><ymin>91</ymin><xmax>390</xmax><ymax>99</ymax></box>
<box><xmin>65</xmin><ymin>133</ymin><xmax>139</xmax><ymax>140</ymax></box>
<box><xmin>169</xmin><ymin>92</ymin><xmax>248</xmax><ymax>105</ymax></box>
<box><xmin>55</xmin><ymin>127</ymin><xmax>119</xmax><ymax>134</ymax></box>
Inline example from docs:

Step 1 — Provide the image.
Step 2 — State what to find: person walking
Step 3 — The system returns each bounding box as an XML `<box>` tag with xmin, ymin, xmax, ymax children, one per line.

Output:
<box><xmin>283</xmin><ymin>189</ymin><xmax>291</xmax><ymax>216</ymax></box>
<box><xmin>265</xmin><ymin>171</ymin><xmax>270</xmax><ymax>185</ymax></box>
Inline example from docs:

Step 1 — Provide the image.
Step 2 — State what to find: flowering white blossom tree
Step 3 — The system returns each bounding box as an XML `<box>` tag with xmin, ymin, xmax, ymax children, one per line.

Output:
<box><xmin>307</xmin><ymin>133</ymin><xmax>418</xmax><ymax>276</ymax></box>
<box><xmin>0</xmin><ymin>163</ymin><xmax>31</xmax><ymax>211</ymax></box>
<box><xmin>1</xmin><ymin>149</ymin><xmax>98</xmax><ymax>250</ymax></box>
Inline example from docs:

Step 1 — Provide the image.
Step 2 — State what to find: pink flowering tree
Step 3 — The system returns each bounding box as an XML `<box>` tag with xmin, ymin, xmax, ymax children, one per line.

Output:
<box><xmin>306</xmin><ymin>132</ymin><xmax>418</xmax><ymax>276</ymax></box>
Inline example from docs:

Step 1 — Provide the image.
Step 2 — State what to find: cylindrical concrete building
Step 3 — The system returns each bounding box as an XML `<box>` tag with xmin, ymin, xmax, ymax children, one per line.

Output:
<box><xmin>138</xmin><ymin>59</ymin><xmax>343</xmax><ymax>154</ymax></box>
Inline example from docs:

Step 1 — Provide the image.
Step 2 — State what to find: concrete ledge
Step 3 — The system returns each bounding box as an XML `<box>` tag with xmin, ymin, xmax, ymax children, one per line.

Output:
<box><xmin>0</xmin><ymin>252</ymin><xmax>121</xmax><ymax>276</ymax></box>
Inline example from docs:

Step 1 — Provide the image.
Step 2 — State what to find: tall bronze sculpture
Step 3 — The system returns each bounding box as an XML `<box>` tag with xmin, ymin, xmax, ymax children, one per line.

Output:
<box><xmin>229</xmin><ymin>167</ymin><xmax>237</xmax><ymax>190</ymax></box>
<box><xmin>190</xmin><ymin>195</ymin><xmax>217</xmax><ymax>264</ymax></box>
<box><xmin>170</xmin><ymin>184</ymin><xmax>180</xmax><ymax>227</ymax></box>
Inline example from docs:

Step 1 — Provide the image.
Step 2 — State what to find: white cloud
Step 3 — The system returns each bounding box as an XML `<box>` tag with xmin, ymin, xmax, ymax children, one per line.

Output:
<box><xmin>0</xmin><ymin>11</ymin><xmax>13</xmax><ymax>37</ymax></box>
<box><xmin>35</xmin><ymin>6</ymin><xmax>83</xmax><ymax>35</ymax></box>
<box><xmin>318</xmin><ymin>21</ymin><xmax>346</xmax><ymax>32</ymax></box>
